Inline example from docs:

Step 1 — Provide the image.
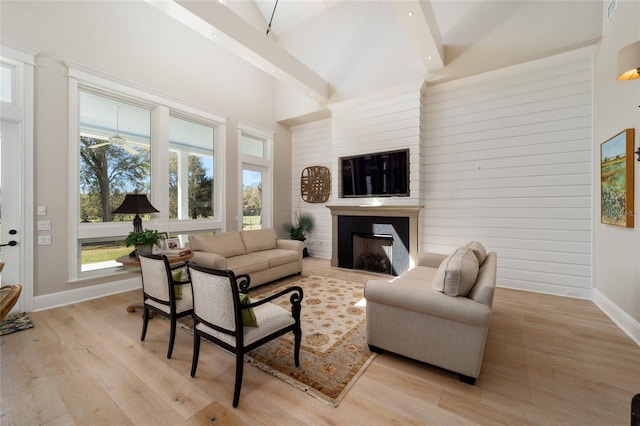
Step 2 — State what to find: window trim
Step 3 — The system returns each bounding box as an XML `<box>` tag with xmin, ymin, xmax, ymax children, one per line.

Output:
<box><xmin>67</xmin><ymin>63</ymin><xmax>226</xmax><ymax>280</ymax></box>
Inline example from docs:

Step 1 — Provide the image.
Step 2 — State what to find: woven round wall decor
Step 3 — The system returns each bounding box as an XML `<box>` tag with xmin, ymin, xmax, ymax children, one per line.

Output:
<box><xmin>300</xmin><ymin>166</ymin><xmax>331</xmax><ymax>203</ymax></box>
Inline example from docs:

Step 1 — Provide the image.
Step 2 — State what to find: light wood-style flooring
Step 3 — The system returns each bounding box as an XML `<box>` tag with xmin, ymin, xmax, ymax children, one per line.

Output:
<box><xmin>1</xmin><ymin>257</ymin><xmax>639</xmax><ymax>425</ymax></box>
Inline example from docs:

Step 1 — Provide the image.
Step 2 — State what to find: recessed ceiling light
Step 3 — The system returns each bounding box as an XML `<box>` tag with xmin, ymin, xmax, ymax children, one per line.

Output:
<box><xmin>428</xmin><ymin>56</ymin><xmax>432</xmax><ymax>60</ymax></box>
<box><xmin>408</xmin><ymin>11</ymin><xmax>413</xmax><ymax>17</ymax></box>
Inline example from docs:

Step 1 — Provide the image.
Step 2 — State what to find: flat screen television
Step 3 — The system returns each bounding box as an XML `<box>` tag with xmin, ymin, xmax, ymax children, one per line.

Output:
<box><xmin>341</xmin><ymin>149</ymin><xmax>409</xmax><ymax>198</ymax></box>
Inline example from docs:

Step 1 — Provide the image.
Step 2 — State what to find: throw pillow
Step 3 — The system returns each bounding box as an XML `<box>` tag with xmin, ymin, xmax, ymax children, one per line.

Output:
<box><xmin>466</xmin><ymin>241</ymin><xmax>487</xmax><ymax>265</ymax></box>
<box><xmin>431</xmin><ymin>247</ymin><xmax>479</xmax><ymax>297</ymax></box>
<box><xmin>172</xmin><ymin>270</ymin><xmax>183</xmax><ymax>299</ymax></box>
<box><xmin>239</xmin><ymin>293</ymin><xmax>259</xmax><ymax>327</ymax></box>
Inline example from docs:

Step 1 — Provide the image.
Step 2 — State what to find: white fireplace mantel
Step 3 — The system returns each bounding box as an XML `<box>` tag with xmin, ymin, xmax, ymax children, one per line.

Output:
<box><xmin>326</xmin><ymin>204</ymin><xmax>423</xmax><ymax>270</ymax></box>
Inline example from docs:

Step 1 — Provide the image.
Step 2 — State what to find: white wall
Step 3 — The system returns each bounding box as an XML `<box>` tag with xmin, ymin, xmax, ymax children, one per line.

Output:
<box><xmin>592</xmin><ymin>0</ymin><xmax>640</xmax><ymax>340</ymax></box>
<box><xmin>421</xmin><ymin>47</ymin><xmax>595</xmax><ymax>298</ymax></box>
<box><xmin>0</xmin><ymin>1</ymin><xmax>286</xmax><ymax>297</ymax></box>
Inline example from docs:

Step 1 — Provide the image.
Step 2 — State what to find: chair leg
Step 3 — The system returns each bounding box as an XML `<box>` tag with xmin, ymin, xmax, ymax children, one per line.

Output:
<box><xmin>167</xmin><ymin>317</ymin><xmax>177</xmax><ymax>359</ymax></box>
<box><xmin>232</xmin><ymin>352</ymin><xmax>244</xmax><ymax>408</ymax></box>
<box><xmin>293</xmin><ymin>326</ymin><xmax>302</xmax><ymax>367</ymax></box>
<box><xmin>141</xmin><ymin>307</ymin><xmax>149</xmax><ymax>341</ymax></box>
<box><xmin>191</xmin><ymin>334</ymin><xmax>200</xmax><ymax>377</ymax></box>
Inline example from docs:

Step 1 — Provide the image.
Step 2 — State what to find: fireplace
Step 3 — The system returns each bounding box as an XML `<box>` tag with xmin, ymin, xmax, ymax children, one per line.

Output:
<box><xmin>353</xmin><ymin>233</ymin><xmax>393</xmax><ymax>274</ymax></box>
<box><xmin>327</xmin><ymin>205</ymin><xmax>423</xmax><ymax>276</ymax></box>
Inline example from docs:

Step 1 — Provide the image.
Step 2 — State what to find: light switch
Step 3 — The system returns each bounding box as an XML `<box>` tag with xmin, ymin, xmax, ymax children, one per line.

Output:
<box><xmin>37</xmin><ymin>235</ymin><xmax>51</xmax><ymax>245</ymax></box>
<box><xmin>37</xmin><ymin>220</ymin><xmax>51</xmax><ymax>230</ymax></box>
<box><xmin>37</xmin><ymin>206</ymin><xmax>47</xmax><ymax>216</ymax></box>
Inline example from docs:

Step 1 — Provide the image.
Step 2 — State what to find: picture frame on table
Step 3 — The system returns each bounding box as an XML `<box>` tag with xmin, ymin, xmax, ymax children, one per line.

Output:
<box><xmin>153</xmin><ymin>232</ymin><xmax>169</xmax><ymax>253</ymax></box>
<box><xmin>166</xmin><ymin>237</ymin><xmax>181</xmax><ymax>250</ymax></box>
<box><xmin>601</xmin><ymin>128</ymin><xmax>635</xmax><ymax>228</ymax></box>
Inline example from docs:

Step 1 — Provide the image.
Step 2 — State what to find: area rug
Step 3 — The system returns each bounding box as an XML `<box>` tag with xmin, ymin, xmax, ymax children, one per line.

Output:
<box><xmin>181</xmin><ymin>269</ymin><xmax>379</xmax><ymax>407</ymax></box>
<box><xmin>1</xmin><ymin>312</ymin><xmax>34</xmax><ymax>336</ymax></box>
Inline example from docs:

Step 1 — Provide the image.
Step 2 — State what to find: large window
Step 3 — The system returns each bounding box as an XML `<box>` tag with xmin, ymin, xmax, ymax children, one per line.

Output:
<box><xmin>240</xmin><ymin>128</ymin><xmax>272</xmax><ymax>231</ymax></box>
<box><xmin>169</xmin><ymin>115</ymin><xmax>215</xmax><ymax>220</ymax></box>
<box><xmin>69</xmin><ymin>66</ymin><xmax>225</xmax><ymax>279</ymax></box>
<box><xmin>79</xmin><ymin>90</ymin><xmax>152</xmax><ymax>224</ymax></box>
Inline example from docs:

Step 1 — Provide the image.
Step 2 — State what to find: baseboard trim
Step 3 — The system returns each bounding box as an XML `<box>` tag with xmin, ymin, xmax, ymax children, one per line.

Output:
<box><xmin>33</xmin><ymin>277</ymin><xmax>141</xmax><ymax>312</ymax></box>
<box><xmin>497</xmin><ymin>282</ymin><xmax>592</xmax><ymax>300</ymax></box>
<box><xmin>592</xmin><ymin>288</ymin><xmax>640</xmax><ymax>346</ymax></box>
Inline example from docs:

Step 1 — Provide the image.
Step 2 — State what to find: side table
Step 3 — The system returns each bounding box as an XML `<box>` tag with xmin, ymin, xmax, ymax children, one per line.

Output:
<box><xmin>116</xmin><ymin>252</ymin><xmax>194</xmax><ymax>316</ymax></box>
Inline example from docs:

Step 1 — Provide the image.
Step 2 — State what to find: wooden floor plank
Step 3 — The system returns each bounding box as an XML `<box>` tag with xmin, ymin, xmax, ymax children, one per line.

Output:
<box><xmin>2</xmin><ymin>258</ymin><xmax>639</xmax><ymax>425</ymax></box>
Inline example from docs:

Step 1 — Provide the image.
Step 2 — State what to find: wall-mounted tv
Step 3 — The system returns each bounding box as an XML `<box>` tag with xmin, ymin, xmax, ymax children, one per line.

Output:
<box><xmin>341</xmin><ymin>149</ymin><xmax>409</xmax><ymax>198</ymax></box>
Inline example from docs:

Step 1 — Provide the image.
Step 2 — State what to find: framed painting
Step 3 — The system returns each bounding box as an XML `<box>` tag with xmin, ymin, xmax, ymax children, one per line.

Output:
<box><xmin>601</xmin><ymin>128</ymin><xmax>635</xmax><ymax>227</ymax></box>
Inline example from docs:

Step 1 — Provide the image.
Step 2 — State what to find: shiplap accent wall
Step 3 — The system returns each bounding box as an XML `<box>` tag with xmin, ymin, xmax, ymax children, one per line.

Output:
<box><xmin>421</xmin><ymin>48</ymin><xmax>594</xmax><ymax>298</ymax></box>
<box><xmin>329</xmin><ymin>86</ymin><xmax>423</xmax><ymax>203</ymax></box>
<box><xmin>291</xmin><ymin>84</ymin><xmax>424</xmax><ymax>258</ymax></box>
<box><xmin>291</xmin><ymin>48</ymin><xmax>594</xmax><ymax>298</ymax></box>
<box><xmin>290</xmin><ymin>119</ymin><xmax>333</xmax><ymax>258</ymax></box>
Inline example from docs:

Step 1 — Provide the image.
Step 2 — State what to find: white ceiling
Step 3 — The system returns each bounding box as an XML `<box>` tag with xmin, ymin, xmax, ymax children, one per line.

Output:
<box><xmin>158</xmin><ymin>0</ymin><xmax>603</xmax><ymax>105</ymax></box>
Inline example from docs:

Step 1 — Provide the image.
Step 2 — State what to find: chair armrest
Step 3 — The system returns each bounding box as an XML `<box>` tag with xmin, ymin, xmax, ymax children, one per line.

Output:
<box><xmin>415</xmin><ymin>252</ymin><xmax>448</xmax><ymax>268</ymax></box>
<box><xmin>246</xmin><ymin>285</ymin><xmax>304</xmax><ymax>309</ymax></box>
<box><xmin>191</xmin><ymin>251</ymin><xmax>228</xmax><ymax>269</ymax></box>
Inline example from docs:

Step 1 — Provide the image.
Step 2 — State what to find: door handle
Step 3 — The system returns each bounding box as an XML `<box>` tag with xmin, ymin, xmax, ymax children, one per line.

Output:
<box><xmin>1</xmin><ymin>241</ymin><xmax>17</xmax><ymax>247</ymax></box>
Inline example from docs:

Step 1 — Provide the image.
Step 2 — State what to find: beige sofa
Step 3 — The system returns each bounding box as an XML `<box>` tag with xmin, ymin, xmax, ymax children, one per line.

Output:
<box><xmin>364</xmin><ymin>242</ymin><xmax>497</xmax><ymax>384</ymax></box>
<box><xmin>188</xmin><ymin>228</ymin><xmax>303</xmax><ymax>288</ymax></box>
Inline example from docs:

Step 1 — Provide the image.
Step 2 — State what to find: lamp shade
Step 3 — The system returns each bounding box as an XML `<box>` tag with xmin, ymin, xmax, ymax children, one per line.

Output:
<box><xmin>113</xmin><ymin>194</ymin><xmax>159</xmax><ymax>234</ymax></box>
<box><xmin>617</xmin><ymin>40</ymin><xmax>640</xmax><ymax>80</ymax></box>
<box><xmin>113</xmin><ymin>194</ymin><xmax>159</xmax><ymax>215</ymax></box>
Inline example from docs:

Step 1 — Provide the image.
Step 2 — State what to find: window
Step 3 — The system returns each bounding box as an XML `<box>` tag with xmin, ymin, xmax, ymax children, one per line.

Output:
<box><xmin>240</xmin><ymin>128</ymin><xmax>272</xmax><ymax>231</ymax></box>
<box><xmin>69</xmin><ymin>65</ymin><xmax>225</xmax><ymax>279</ymax></box>
<box><xmin>169</xmin><ymin>115</ymin><xmax>215</xmax><ymax>220</ymax></box>
<box><xmin>79</xmin><ymin>90</ymin><xmax>152</xmax><ymax>224</ymax></box>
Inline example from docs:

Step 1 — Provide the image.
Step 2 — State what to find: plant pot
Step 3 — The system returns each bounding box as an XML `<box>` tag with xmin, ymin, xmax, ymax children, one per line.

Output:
<box><xmin>135</xmin><ymin>244</ymin><xmax>153</xmax><ymax>256</ymax></box>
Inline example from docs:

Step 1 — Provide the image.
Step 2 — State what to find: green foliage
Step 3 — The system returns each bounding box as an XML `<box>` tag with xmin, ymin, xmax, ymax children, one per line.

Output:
<box><xmin>168</xmin><ymin>153</ymin><xmax>213</xmax><ymax>219</ymax></box>
<box><xmin>283</xmin><ymin>212</ymin><xmax>315</xmax><ymax>241</ymax></box>
<box><xmin>80</xmin><ymin>136</ymin><xmax>150</xmax><ymax>222</ymax></box>
<box><xmin>124</xmin><ymin>229</ymin><xmax>161</xmax><ymax>247</ymax></box>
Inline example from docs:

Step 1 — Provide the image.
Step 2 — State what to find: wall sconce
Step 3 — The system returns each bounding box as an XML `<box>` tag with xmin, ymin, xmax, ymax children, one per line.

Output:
<box><xmin>617</xmin><ymin>40</ymin><xmax>640</xmax><ymax>161</ymax></box>
<box><xmin>617</xmin><ymin>40</ymin><xmax>640</xmax><ymax>81</ymax></box>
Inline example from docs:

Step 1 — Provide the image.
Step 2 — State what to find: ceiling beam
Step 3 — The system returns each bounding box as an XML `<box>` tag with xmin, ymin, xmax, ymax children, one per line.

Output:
<box><xmin>391</xmin><ymin>0</ymin><xmax>445</xmax><ymax>71</ymax></box>
<box><xmin>148</xmin><ymin>0</ymin><xmax>330</xmax><ymax>102</ymax></box>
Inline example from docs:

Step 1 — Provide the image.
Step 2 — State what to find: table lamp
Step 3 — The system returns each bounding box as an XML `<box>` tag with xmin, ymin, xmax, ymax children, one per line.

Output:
<box><xmin>112</xmin><ymin>193</ymin><xmax>159</xmax><ymax>233</ymax></box>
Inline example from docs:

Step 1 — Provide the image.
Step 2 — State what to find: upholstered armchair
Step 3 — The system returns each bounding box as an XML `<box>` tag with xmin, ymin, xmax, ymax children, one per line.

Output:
<box><xmin>138</xmin><ymin>253</ymin><xmax>193</xmax><ymax>359</ymax></box>
<box><xmin>187</xmin><ymin>262</ymin><xmax>303</xmax><ymax>407</ymax></box>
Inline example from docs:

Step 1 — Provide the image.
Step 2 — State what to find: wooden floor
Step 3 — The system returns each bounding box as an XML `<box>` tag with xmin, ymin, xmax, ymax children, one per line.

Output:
<box><xmin>1</xmin><ymin>257</ymin><xmax>639</xmax><ymax>425</ymax></box>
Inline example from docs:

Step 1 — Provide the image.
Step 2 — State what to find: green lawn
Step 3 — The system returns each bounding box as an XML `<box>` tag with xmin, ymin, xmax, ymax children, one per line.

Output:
<box><xmin>82</xmin><ymin>244</ymin><xmax>131</xmax><ymax>265</ymax></box>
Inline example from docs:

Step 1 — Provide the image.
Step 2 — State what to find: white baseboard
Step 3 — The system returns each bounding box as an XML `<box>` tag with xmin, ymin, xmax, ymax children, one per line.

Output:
<box><xmin>497</xmin><ymin>281</ymin><xmax>592</xmax><ymax>300</ymax></box>
<box><xmin>33</xmin><ymin>276</ymin><xmax>141</xmax><ymax>312</ymax></box>
<box><xmin>592</xmin><ymin>288</ymin><xmax>640</xmax><ymax>346</ymax></box>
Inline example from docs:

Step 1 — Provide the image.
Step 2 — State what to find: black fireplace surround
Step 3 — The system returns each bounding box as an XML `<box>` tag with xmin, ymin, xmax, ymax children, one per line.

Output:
<box><xmin>337</xmin><ymin>215</ymin><xmax>410</xmax><ymax>276</ymax></box>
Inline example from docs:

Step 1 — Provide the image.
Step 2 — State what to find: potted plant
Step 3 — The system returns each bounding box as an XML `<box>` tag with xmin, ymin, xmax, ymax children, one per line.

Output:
<box><xmin>124</xmin><ymin>229</ymin><xmax>161</xmax><ymax>255</ymax></box>
<box><xmin>284</xmin><ymin>212</ymin><xmax>314</xmax><ymax>257</ymax></box>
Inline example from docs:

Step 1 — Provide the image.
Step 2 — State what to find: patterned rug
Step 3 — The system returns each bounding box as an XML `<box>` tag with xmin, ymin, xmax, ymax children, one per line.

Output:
<box><xmin>181</xmin><ymin>268</ymin><xmax>379</xmax><ymax>407</ymax></box>
<box><xmin>1</xmin><ymin>312</ymin><xmax>34</xmax><ymax>336</ymax></box>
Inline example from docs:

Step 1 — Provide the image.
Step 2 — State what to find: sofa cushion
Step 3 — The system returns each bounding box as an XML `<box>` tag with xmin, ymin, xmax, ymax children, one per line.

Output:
<box><xmin>190</xmin><ymin>232</ymin><xmax>246</xmax><ymax>258</ymax></box>
<box><xmin>226</xmin><ymin>255</ymin><xmax>269</xmax><ymax>275</ymax></box>
<box><xmin>241</xmin><ymin>228</ymin><xmax>278</xmax><ymax>253</ymax></box>
<box><xmin>466</xmin><ymin>241</ymin><xmax>487</xmax><ymax>265</ymax></box>
<box><xmin>431</xmin><ymin>247</ymin><xmax>479</xmax><ymax>297</ymax></box>
<box><xmin>250</xmin><ymin>249</ymin><xmax>299</xmax><ymax>268</ymax></box>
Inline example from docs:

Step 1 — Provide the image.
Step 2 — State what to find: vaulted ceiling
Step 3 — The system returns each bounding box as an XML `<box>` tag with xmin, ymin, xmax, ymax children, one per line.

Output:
<box><xmin>152</xmin><ymin>0</ymin><xmax>603</xmax><ymax>104</ymax></box>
